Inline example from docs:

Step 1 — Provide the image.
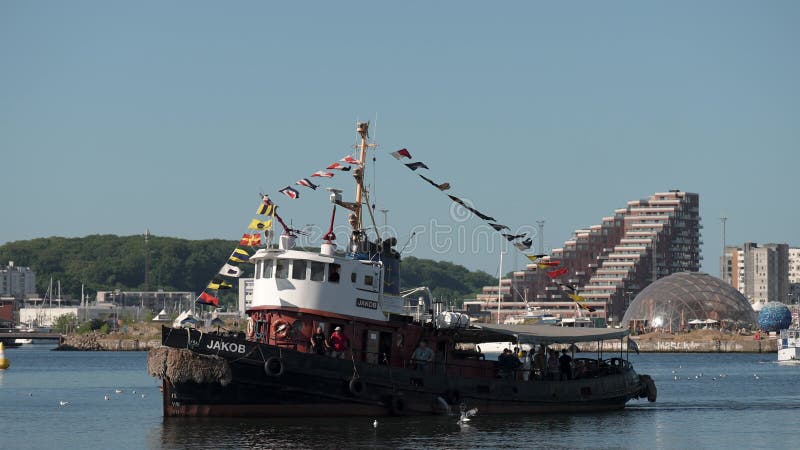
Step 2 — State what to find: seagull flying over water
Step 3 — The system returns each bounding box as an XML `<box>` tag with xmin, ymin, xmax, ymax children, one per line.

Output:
<box><xmin>59</xmin><ymin>401</ymin><xmax>70</xmax><ymax>407</ymax></box>
<box><xmin>104</xmin><ymin>395</ymin><xmax>111</xmax><ymax>401</ymax></box>
<box><xmin>115</xmin><ymin>389</ymin><xmax>123</xmax><ymax>394</ymax></box>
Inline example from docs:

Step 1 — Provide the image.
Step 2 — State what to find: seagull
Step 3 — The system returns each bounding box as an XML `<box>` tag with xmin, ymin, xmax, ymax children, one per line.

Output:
<box><xmin>114</xmin><ymin>389</ymin><xmax>123</xmax><ymax>394</ymax></box>
<box><xmin>458</xmin><ymin>407</ymin><xmax>478</xmax><ymax>424</ymax></box>
<box><xmin>59</xmin><ymin>401</ymin><xmax>70</xmax><ymax>407</ymax></box>
<box><xmin>141</xmin><ymin>394</ymin><xmax>146</xmax><ymax>399</ymax></box>
<box><xmin>712</xmin><ymin>377</ymin><xmax>717</xmax><ymax>381</ymax></box>
<box><xmin>373</xmin><ymin>419</ymin><xmax>378</xmax><ymax>428</ymax></box>
<box><xmin>104</xmin><ymin>395</ymin><xmax>111</xmax><ymax>401</ymax></box>
<box><xmin>674</xmin><ymin>376</ymin><xmax>679</xmax><ymax>381</ymax></box>
<box><xmin>28</xmin><ymin>392</ymin><xmax>33</xmax><ymax>397</ymax></box>
<box><xmin>132</xmin><ymin>390</ymin><xmax>136</xmax><ymax>394</ymax></box>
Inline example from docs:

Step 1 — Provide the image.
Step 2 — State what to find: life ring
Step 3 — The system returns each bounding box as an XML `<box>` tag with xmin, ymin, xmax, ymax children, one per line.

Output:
<box><xmin>273</xmin><ymin>320</ymin><xmax>290</xmax><ymax>340</ymax></box>
<box><xmin>264</xmin><ymin>357</ymin><xmax>284</xmax><ymax>377</ymax></box>
<box><xmin>348</xmin><ymin>377</ymin><xmax>366</xmax><ymax>396</ymax></box>
<box><xmin>388</xmin><ymin>395</ymin><xmax>406</xmax><ymax>415</ymax></box>
<box><xmin>246</xmin><ymin>317</ymin><xmax>255</xmax><ymax>339</ymax></box>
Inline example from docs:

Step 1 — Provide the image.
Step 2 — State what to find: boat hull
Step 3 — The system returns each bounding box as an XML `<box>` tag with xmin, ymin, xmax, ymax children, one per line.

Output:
<box><xmin>156</xmin><ymin>327</ymin><xmax>649</xmax><ymax>418</ymax></box>
<box><xmin>778</xmin><ymin>346</ymin><xmax>800</xmax><ymax>362</ymax></box>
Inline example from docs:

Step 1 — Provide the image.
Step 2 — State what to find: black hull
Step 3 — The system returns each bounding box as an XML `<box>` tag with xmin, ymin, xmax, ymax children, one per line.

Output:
<box><xmin>158</xmin><ymin>327</ymin><xmax>648</xmax><ymax>417</ymax></box>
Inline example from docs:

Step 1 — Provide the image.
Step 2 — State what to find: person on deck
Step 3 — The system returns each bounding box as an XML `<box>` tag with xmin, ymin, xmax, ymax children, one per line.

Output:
<box><xmin>310</xmin><ymin>325</ymin><xmax>329</xmax><ymax>356</ymax></box>
<box><xmin>559</xmin><ymin>348</ymin><xmax>573</xmax><ymax>380</ymax></box>
<box><xmin>411</xmin><ymin>339</ymin><xmax>434</xmax><ymax>372</ymax></box>
<box><xmin>519</xmin><ymin>350</ymin><xmax>531</xmax><ymax>381</ymax></box>
<box><xmin>533</xmin><ymin>346</ymin><xmax>547</xmax><ymax>380</ymax></box>
<box><xmin>497</xmin><ymin>348</ymin><xmax>521</xmax><ymax>380</ymax></box>
<box><xmin>329</xmin><ymin>326</ymin><xmax>350</xmax><ymax>358</ymax></box>
<box><xmin>547</xmin><ymin>349</ymin><xmax>560</xmax><ymax>380</ymax></box>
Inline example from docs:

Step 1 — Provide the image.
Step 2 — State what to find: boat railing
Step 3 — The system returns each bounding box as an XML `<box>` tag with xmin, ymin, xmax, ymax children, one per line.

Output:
<box><xmin>344</xmin><ymin>348</ymin><xmax>632</xmax><ymax>381</ymax></box>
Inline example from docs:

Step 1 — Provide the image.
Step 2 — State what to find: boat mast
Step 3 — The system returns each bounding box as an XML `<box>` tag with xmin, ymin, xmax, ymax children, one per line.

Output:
<box><xmin>497</xmin><ymin>251</ymin><xmax>504</xmax><ymax>325</ymax></box>
<box><xmin>352</xmin><ymin>121</ymin><xmax>370</xmax><ymax>231</ymax></box>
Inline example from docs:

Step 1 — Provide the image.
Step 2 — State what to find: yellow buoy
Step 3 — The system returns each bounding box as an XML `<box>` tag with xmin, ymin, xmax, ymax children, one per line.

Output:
<box><xmin>0</xmin><ymin>341</ymin><xmax>9</xmax><ymax>370</ymax></box>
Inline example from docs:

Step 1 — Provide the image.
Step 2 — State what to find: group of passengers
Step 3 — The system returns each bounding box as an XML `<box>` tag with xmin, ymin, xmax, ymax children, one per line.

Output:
<box><xmin>309</xmin><ymin>325</ymin><xmax>351</xmax><ymax>358</ymax></box>
<box><xmin>497</xmin><ymin>346</ymin><xmax>574</xmax><ymax>381</ymax></box>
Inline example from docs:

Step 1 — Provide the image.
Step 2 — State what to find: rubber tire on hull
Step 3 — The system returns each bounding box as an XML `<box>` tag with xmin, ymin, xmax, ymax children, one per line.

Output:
<box><xmin>264</xmin><ymin>357</ymin><xmax>284</xmax><ymax>377</ymax></box>
<box><xmin>349</xmin><ymin>377</ymin><xmax>366</xmax><ymax>396</ymax></box>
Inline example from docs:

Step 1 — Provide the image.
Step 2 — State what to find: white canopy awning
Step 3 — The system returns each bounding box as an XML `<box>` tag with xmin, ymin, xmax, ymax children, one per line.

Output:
<box><xmin>460</xmin><ymin>324</ymin><xmax>629</xmax><ymax>345</ymax></box>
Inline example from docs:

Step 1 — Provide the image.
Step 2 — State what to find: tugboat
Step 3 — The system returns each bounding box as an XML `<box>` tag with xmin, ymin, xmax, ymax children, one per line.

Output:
<box><xmin>149</xmin><ymin>122</ymin><xmax>656</xmax><ymax>417</ymax></box>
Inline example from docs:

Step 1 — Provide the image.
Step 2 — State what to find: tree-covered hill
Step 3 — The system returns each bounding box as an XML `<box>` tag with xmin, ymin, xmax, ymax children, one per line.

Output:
<box><xmin>0</xmin><ymin>235</ymin><xmax>496</xmax><ymax>304</ymax></box>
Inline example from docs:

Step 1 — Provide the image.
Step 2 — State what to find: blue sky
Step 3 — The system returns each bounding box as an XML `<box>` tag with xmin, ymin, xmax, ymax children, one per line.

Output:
<box><xmin>2</xmin><ymin>1</ymin><xmax>798</xmax><ymax>276</ymax></box>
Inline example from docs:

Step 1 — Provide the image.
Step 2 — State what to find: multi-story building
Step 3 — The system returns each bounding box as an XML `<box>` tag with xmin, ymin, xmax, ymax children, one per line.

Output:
<box><xmin>721</xmin><ymin>246</ymin><xmax>747</xmax><ymax>295</ymax></box>
<box><xmin>0</xmin><ymin>261</ymin><xmax>37</xmax><ymax>299</ymax></box>
<box><xmin>790</xmin><ymin>248</ymin><xmax>800</xmax><ymax>304</ymax></box>
<box><xmin>721</xmin><ymin>243</ymin><xmax>790</xmax><ymax>305</ymax></box>
<box><xmin>466</xmin><ymin>190</ymin><xmax>702</xmax><ymax>324</ymax></box>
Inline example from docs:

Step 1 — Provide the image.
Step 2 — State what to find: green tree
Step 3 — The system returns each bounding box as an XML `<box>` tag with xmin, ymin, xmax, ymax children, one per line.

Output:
<box><xmin>53</xmin><ymin>313</ymin><xmax>78</xmax><ymax>334</ymax></box>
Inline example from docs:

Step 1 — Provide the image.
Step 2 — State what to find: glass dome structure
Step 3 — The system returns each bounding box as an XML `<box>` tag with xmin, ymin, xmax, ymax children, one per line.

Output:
<box><xmin>622</xmin><ymin>272</ymin><xmax>756</xmax><ymax>330</ymax></box>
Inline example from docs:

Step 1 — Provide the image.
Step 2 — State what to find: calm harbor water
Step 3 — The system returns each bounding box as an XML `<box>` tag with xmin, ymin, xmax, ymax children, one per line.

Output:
<box><xmin>1</xmin><ymin>344</ymin><xmax>797</xmax><ymax>449</ymax></box>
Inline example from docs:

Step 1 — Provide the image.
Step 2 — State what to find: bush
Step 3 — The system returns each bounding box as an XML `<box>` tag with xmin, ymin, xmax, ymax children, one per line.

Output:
<box><xmin>53</xmin><ymin>313</ymin><xmax>78</xmax><ymax>334</ymax></box>
<box><xmin>77</xmin><ymin>318</ymin><xmax>106</xmax><ymax>334</ymax></box>
<box><xmin>99</xmin><ymin>323</ymin><xmax>110</xmax><ymax>334</ymax></box>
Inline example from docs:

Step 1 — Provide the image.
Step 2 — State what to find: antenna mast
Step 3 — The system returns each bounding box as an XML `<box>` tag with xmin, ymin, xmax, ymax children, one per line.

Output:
<box><xmin>352</xmin><ymin>122</ymin><xmax>370</xmax><ymax>230</ymax></box>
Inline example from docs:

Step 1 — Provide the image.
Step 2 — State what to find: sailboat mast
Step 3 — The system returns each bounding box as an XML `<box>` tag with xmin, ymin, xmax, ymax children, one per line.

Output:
<box><xmin>497</xmin><ymin>252</ymin><xmax>504</xmax><ymax>325</ymax></box>
<box><xmin>352</xmin><ymin>122</ymin><xmax>369</xmax><ymax>230</ymax></box>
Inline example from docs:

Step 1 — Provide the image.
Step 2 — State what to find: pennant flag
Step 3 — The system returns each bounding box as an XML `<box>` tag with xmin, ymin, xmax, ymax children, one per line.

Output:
<box><xmin>489</xmin><ymin>223</ymin><xmax>510</xmax><ymax>231</ymax></box>
<box><xmin>208</xmin><ymin>277</ymin><xmax>233</xmax><ymax>290</ymax></box>
<box><xmin>536</xmin><ymin>261</ymin><xmax>561</xmax><ymax>269</ymax></box>
<box><xmin>525</xmin><ymin>254</ymin><xmax>548</xmax><ymax>262</ymax></box>
<box><xmin>279</xmin><ymin>186</ymin><xmax>300</xmax><ymax>199</ymax></box>
<box><xmin>326</xmin><ymin>162</ymin><xmax>351</xmax><ymax>171</ymax></box>
<box><xmin>566</xmin><ymin>293</ymin><xmax>585</xmax><ymax>303</ymax></box>
<box><xmin>219</xmin><ymin>263</ymin><xmax>243</xmax><ymax>278</ymax></box>
<box><xmin>196</xmin><ymin>291</ymin><xmax>219</xmax><ymax>307</ymax></box>
<box><xmin>295</xmin><ymin>178</ymin><xmax>319</xmax><ymax>190</ymax></box>
<box><xmin>502</xmin><ymin>233</ymin><xmax>527</xmax><ymax>241</ymax></box>
<box><xmin>578</xmin><ymin>303</ymin><xmax>597</xmax><ymax>313</ymax></box>
<box><xmin>419</xmin><ymin>174</ymin><xmax>451</xmax><ymax>191</ymax></box>
<box><xmin>228</xmin><ymin>248</ymin><xmax>250</xmax><ymax>263</ymax></box>
<box><xmin>405</xmin><ymin>162</ymin><xmax>429</xmax><ymax>171</ymax></box>
<box><xmin>447</xmin><ymin>195</ymin><xmax>496</xmax><ymax>222</ymax></box>
<box><xmin>391</xmin><ymin>148</ymin><xmax>412</xmax><ymax>160</ymax></box>
<box><xmin>340</xmin><ymin>155</ymin><xmax>360</xmax><ymax>165</ymax></box>
<box><xmin>546</xmin><ymin>267</ymin><xmax>569</xmax><ymax>279</ymax></box>
<box><xmin>240</xmin><ymin>233</ymin><xmax>262</xmax><ymax>247</ymax></box>
<box><xmin>560</xmin><ymin>283</ymin><xmax>577</xmax><ymax>293</ymax></box>
<box><xmin>514</xmin><ymin>238</ymin><xmax>533</xmax><ymax>251</ymax></box>
<box><xmin>256</xmin><ymin>202</ymin><xmax>275</xmax><ymax>216</ymax></box>
<box><xmin>248</xmin><ymin>219</ymin><xmax>273</xmax><ymax>231</ymax></box>
<box><xmin>311</xmin><ymin>171</ymin><xmax>334</xmax><ymax>178</ymax></box>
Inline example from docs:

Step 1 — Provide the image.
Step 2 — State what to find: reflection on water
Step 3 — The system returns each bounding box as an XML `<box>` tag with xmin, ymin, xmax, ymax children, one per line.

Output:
<box><xmin>2</xmin><ymin>347</ymin><xmax>799</xmax><ymax>449</ymax></box>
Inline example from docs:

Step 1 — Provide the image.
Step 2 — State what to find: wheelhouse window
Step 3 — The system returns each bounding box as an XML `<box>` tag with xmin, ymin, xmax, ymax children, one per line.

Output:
<box><xmin>292</xmin><ymin>260</ymin><xmax>307</xmax><ymax>280</ymax></box>
<box><xmin>262</xmin><ymin>259</ymin><xmax>274</xmax><ymax>279</ymax></box>
<box><xmin>364</xmin><ymin>275</ymin><xmax>374</xmax><ymax>286</ymax></box>
<box><xmin>275</xmin><ymin>259</ymin><xmax>289</xmax><ymax>279</ymax></box>
<box><xmin>255</xmin><ymin>261</ymin><xmax>262</xmax><ymax>280</ymax></box>
<box><xmin>328</xmin><ymin>263</ymin><xmax>341</xmax><ymax>283</ymax></box>
<box><xmin>310</xmin><ymin>261</ymin><xmax>325</xmax><ymax>281</ymax></box>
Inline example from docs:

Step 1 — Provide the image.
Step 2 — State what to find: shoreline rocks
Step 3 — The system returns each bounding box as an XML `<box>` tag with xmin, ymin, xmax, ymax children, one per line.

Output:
<box><xmin>55</xmin><ymin>333</ymin><xmax>161</xmax><ymax>351</ymax></box>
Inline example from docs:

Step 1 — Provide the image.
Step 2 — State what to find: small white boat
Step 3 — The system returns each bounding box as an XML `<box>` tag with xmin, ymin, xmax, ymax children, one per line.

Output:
<box><xmin>778</xmin><ymin>328</ymin><xmax>800</xmax><ymax>363</ymax></box>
